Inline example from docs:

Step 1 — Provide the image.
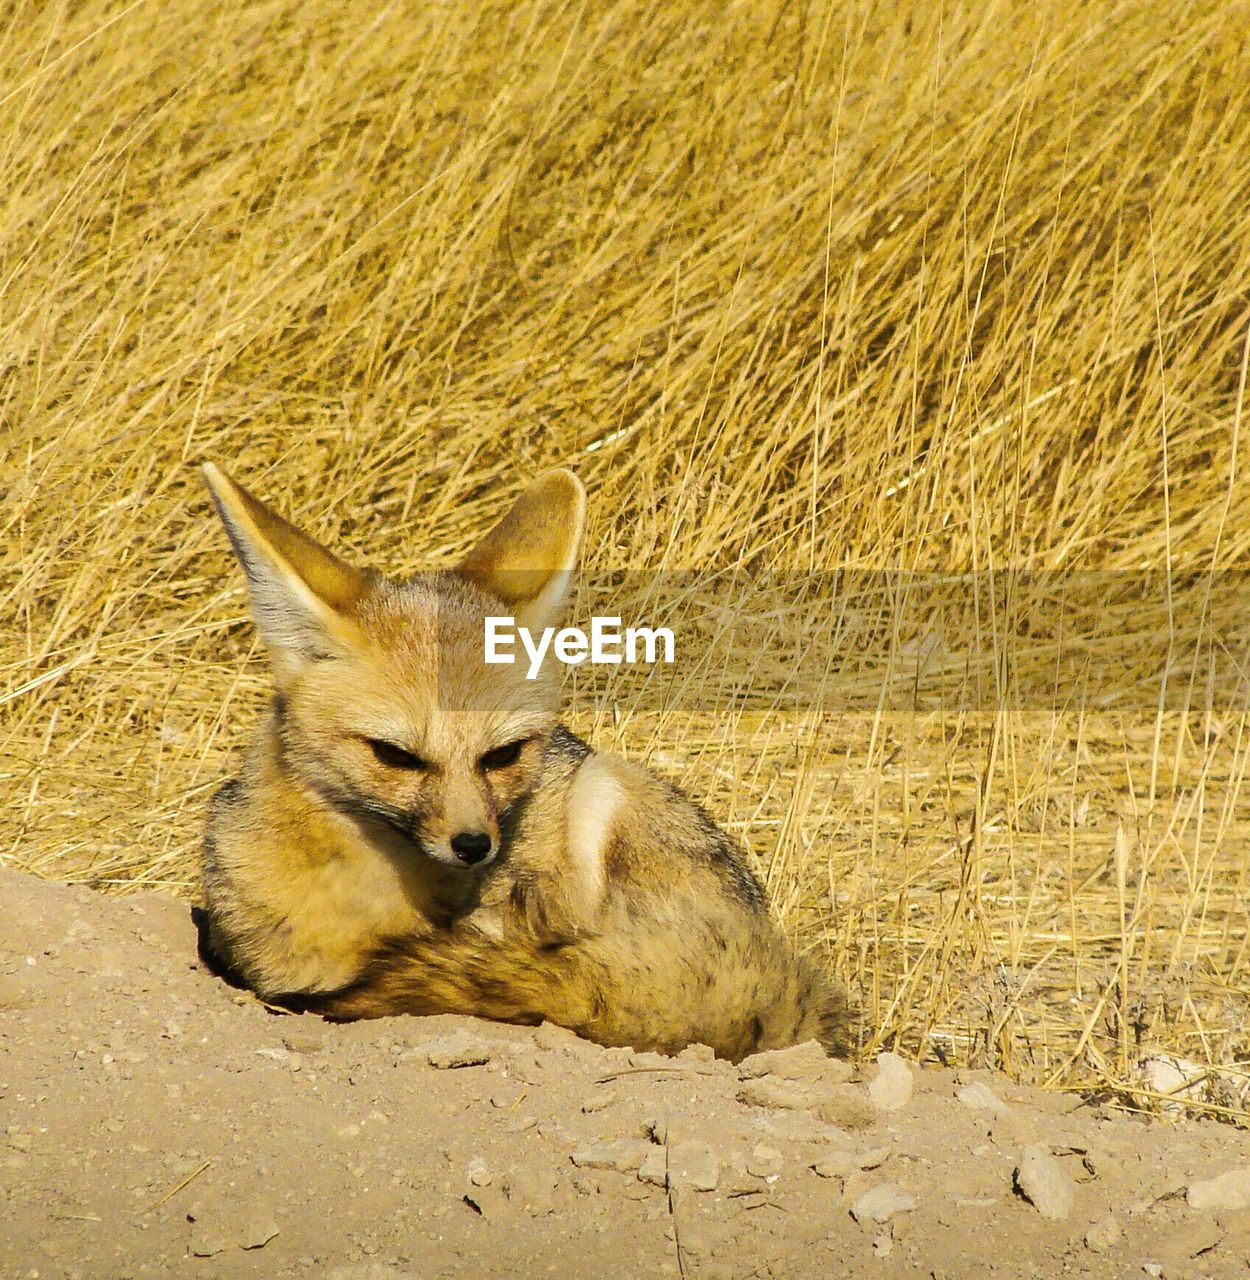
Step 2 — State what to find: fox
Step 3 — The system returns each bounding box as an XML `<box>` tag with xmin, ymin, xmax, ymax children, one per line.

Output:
<box><xmin>199</xmin><ymin>464</ymin><xmax>852</xmax><ymax>1062</ymax></box>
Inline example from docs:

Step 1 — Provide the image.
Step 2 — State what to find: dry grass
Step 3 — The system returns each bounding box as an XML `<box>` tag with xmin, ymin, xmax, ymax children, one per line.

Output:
<box><xmin>3</xmin><ymin>0</ymin><xmax>1249</xmax><ymax>1110</ymax></box>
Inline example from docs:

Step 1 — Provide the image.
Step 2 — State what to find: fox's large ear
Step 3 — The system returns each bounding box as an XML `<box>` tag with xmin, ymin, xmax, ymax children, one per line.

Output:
<box><xmin>202</xmin><ymin>463</ymin><xmax>372</xmax><ymax>672</ymax></box>
<box><xmin>457</xmin><ymin>470</ymin><xmax>585</xmax><ymax>631</ymax></box>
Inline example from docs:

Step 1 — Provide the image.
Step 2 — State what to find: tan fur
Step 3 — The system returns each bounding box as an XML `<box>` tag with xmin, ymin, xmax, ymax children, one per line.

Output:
<box><xmin>200</xmin><ymin>465</ymin><xmax>853</xmax><ymax>1061</ymax></box>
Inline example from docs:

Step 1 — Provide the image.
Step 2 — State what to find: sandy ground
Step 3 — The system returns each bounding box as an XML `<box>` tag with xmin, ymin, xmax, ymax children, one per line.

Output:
<box><xmin>2</xmin><ymin>867</ymin><xmax>1249</xmax><ymax>1280</ymax></box>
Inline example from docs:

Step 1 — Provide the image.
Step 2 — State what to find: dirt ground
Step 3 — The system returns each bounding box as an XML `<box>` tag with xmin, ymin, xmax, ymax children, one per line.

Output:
<box><xmin>3</xmin><ymin>867</ymin><xmax>1249</xmax><ymax>1280</ymax></box>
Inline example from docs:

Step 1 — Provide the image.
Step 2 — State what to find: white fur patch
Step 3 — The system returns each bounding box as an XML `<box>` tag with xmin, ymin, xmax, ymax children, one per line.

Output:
<box><xmin>564</xmin><ymin>757</ymin><xmax>624</xmax><ymax>912</ymax></box>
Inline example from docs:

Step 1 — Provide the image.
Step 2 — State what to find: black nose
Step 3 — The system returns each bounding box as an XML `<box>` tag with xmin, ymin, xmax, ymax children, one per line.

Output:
<box><xmin>450</xmin><ymin>831</ymin><xmax>493</xmax><ymax>864</ymax></box>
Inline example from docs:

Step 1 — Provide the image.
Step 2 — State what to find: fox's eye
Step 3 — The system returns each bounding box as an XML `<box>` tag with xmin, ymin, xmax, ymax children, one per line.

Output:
<box><xmin>367</xmin><ymin>739</ymin><xmax>427</xmax><ymax>770</ymax></box>
<box><xmin>479</xmin><ymin>739</ymin><xmax>525</xmax><ymax>771</ymax></box>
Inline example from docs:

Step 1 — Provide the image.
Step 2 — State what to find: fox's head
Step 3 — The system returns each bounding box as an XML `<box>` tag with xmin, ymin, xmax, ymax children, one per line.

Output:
<box><xmin>202</xmin><ymin>463</ymin><xmax>585</xmax><ymax>872</ymax></box>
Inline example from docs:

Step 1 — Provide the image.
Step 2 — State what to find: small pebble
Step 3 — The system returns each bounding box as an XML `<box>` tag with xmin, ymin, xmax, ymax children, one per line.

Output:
<box><xmin>533</xmin><ymin>1022</ymin><xmax>583</xmax><ymax>1054</ymax></box>
<box><xmin>629</xmin><ymin>1050</ymin><xmax>680</xmax><ymax>1071</ymax></box>
<box><xmin>419</xmin><ymin>1033</ymin><xmax>493</xmax><ymax>1069</ymax></box>
<box><xmin>569</xmin><ymin>1138</ymin><xmax>653</xmax><ymax>1173</ymax></box>
<box><xmin>1013</xmin><ymin>1146</ymin><xmax>1075</xmax><ymax>1221</ymax></box>
<box><xmin>678</xmin><ymin>1043</ymin><xmax>716</xmax><ymax>1064</ymax></box>
<box><xmin>1186</xmin><ymin>1167</ymin><xmax>1250</xmax><ymax>1212</ymax></box>
<box><xmin>1138</xmin><ymin>1054</ymin><xmax>1204</xmax><ymax>1116</ymax></box>
<box><xmin>849</xmin><ymin>1183</ymin><xmax>917</xmax><ymax>1224</ymax></box>
<box><xmin>815</xmin><ymin>1086</ymin><xmax>878</xmax><ymax>1130</ymax></box>
<box><xmin>956</xmin><ymin>1082</ymin><xmax>1006</xmax><ymax>1113</ymax></box>
<box><xmin>738</xmin><ymin>1041</ymin><xmax>834</xmax><ymax>1082</ymax></box>
<box><xmin>867</xmin><ymin>1053</ymin><xmax>913</xmax><ymax>1113</ymax></box>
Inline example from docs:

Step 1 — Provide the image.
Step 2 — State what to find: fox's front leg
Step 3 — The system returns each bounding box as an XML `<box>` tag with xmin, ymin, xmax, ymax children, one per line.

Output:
<box><xmin>509</xmin><ymin>754</ymin><xmax>626</xmax><ymax>945</ymax></box>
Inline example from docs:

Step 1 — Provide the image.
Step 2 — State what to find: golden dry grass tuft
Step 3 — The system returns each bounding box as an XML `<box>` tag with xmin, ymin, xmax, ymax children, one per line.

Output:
<box><xmin>3</xmin><ymin>0</ymin><xmax>1249</xmax><ymax>1110</ymax></box>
